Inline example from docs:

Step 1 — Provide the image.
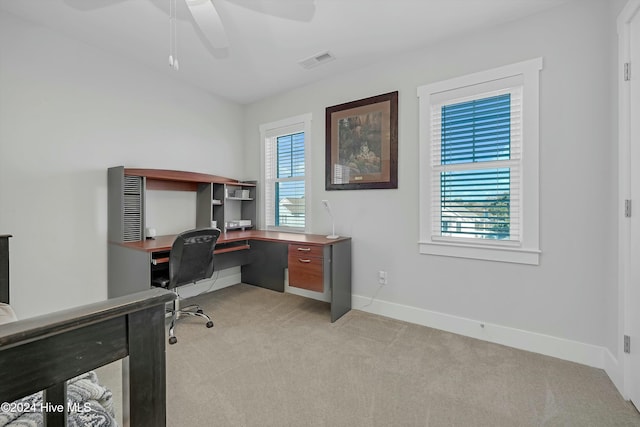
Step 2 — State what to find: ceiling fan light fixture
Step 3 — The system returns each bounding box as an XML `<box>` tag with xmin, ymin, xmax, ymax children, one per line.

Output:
<box><xmin>298</xmin><ymin>51</ymin><xmax>335</xmax><ymax>69</ymax></box>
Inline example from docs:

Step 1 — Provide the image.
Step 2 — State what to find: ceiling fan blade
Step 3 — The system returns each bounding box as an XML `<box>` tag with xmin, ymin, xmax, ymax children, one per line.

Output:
<box><xmin>184</xmin><ymin>0</ymin><xmax>229</xmax><ymax>50</ymax></box>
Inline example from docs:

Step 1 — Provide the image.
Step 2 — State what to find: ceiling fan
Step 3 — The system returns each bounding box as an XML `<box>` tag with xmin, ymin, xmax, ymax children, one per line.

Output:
<box><xmin>63</xmin><ymin>0</ymin><xmax>315</xmax><ymax>60</ymax></box>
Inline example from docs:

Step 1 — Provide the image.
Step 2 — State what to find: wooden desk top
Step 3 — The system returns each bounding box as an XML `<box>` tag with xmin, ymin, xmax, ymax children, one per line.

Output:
<box><xmin>118</xmin><ymin>230</ymin><xmax>351</xmax><ymax>253</ymax></box>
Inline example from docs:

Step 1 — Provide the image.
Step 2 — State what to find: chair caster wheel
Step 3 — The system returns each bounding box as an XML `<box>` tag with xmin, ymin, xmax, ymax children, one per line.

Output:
<box><xmin>169</xmin><ymin>336</ymin><xmax>177</xmax><ymax>345</ymax></box>
<box><xmin>206</xmin><ymin>321</ymin><xmax>214</xmax><ymax>328</ymax></box>
<box><xmin>196</xmin><ymin>309</ymin><xmax>204</xmax><ymax>314</ymax></box>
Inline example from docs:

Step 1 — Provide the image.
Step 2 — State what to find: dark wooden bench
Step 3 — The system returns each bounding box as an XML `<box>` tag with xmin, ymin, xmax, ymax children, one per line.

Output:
<box><xmin>0</xmin><ymin>288</ymin><xmax>175</xmax><ymax>426</ymax></box>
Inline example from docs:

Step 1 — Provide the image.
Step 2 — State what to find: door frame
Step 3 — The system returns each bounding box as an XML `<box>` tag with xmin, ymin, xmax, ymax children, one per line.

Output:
<box><xmin>619</xmin><ymin>0</ymin><xmax>640</xmax><ymax>403</ymax></box>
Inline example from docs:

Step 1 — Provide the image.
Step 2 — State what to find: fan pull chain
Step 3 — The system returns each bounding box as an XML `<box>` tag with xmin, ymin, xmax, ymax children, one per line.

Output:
<box><xmin>173</xmin><ymin>0</ymin><xmax>179</xmax><ymax>71</ymax></box>
<box><xmin>168</xmin><ymin>0</ymin><xmax>173</xmax><ymax>67</ymax></box>
<box><xmin>168</xmin><ymin>0</ymin><xmax>179</xmax><ymax>71</ymax></box>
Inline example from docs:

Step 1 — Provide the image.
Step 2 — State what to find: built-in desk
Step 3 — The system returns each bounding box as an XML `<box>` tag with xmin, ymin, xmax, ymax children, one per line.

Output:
<box><xmin>108</xmin><ymin>230</ymin><xmax>352</xmax><ymax>322</ymax></box>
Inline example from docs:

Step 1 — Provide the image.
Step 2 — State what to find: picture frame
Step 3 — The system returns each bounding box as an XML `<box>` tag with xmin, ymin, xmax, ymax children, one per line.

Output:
<box><xmin>325</xmin><ymin>91</ymin><xmax>398</xmax><ymax>190</ymax></box>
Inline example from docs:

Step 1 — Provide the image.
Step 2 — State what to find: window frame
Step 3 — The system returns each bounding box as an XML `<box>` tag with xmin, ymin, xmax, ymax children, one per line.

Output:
<box><xmin>259</xmin><ymin>113</ymin><xmax>312</xmax><ymax>233</ymax></box>
<box><xmin>417</xmin><ymin>58</ymin><xmax>542</xmax><ymax>265</ymax></box>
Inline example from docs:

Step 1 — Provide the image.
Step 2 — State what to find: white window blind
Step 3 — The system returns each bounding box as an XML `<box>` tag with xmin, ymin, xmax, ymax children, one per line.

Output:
<box><xmin>431</xmin><ymin>88</ymin><xmax>522</xmax><ymax>242</ymax></box>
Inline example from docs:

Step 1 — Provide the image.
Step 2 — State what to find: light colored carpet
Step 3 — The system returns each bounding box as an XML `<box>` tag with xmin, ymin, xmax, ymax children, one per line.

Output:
<box><xmin>165</xmin><ymin>284</ymin><xmax>640</xmax><ymax>427</ymax></box>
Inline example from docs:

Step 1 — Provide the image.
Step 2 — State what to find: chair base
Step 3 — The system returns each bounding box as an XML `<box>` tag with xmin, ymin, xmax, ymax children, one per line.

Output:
<box><xmin>167</xmin><ymin>301</ymin><xmax>214</xmax><ymax>345</ymax></box>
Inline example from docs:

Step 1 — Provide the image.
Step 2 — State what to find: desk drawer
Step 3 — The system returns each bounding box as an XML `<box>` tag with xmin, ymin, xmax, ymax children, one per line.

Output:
<box><xmin>289</xmin><ymin>244</ymin><xmax>324</xmax><ymax>258</ymax></box>
<box><xmin>288</xmin><ymin>244</ymin><xmax>323</xmax><ymax>292</ymax></box>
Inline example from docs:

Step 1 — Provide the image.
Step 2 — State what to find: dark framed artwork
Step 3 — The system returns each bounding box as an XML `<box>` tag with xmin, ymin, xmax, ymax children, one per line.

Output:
<box><xmin>325</xmin><ymin>91</ymin><xmax>398</xmax><ymax>190</ymax></box>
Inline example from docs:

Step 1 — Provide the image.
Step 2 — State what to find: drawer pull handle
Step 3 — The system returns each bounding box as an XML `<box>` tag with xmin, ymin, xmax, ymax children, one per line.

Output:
<box><xmin>297</xmin><ymin>247</ymin><xmax>311</xmax><ymax>252</ymax></box>
<box><xmin>298</xmin><ymin>258</ymin><xmax>311</xmax><ymax>263</ymax></box>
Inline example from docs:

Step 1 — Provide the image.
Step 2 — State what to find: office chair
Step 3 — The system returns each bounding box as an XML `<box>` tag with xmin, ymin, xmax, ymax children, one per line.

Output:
<box><xmin>153</xmin><ymin>227</ymin><xmax>221</xmax><ymax>345</ymax></box>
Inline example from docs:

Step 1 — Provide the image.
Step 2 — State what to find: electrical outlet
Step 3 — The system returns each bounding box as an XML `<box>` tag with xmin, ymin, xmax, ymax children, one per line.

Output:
<box><xmin>378</xmin><ymin>270</ymin><xmax>388</xmax><ymax>285</ymax></box>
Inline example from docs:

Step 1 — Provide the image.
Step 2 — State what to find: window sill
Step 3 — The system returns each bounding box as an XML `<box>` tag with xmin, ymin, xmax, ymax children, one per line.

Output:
<box><xmin>419</xmin><ymin>240</ymin><xmax>540</xmax><ymax>265</ymax></box>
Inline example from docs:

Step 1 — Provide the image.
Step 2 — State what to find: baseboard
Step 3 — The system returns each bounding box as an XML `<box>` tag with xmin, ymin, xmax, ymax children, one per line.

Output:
<box><xmin>353</xmin><ymin>294</ymin><xmax>612</xmax><ymax>372</ymax></box>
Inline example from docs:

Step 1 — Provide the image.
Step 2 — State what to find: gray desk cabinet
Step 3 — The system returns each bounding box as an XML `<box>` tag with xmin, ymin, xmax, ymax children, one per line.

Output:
<box><xmin>108</xmin><ymin>244</ymin><xmax>152</xmax><ymax>298</ymax></box>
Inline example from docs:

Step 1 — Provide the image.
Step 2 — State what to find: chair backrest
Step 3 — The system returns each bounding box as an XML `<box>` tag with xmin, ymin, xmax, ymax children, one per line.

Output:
<box><xmin>168</xmin><ymin>228</ymin><xmax>221</xmax><ymax>289</ymax></box>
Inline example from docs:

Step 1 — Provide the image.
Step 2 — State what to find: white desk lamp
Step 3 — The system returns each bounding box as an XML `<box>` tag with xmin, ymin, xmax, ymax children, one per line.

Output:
<box><xmin>321</xmin><ymin>200</ymin><xmax>339</xmax><ymax>239</ymax></box>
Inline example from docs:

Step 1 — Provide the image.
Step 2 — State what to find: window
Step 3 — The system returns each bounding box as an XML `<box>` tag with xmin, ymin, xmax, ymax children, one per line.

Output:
<box><xmin>418</xmin><ymin>59</ymin><xmax>542</xmax><ymax>264</ymax></box>
<box><xmin>260</xmin><ymin>114</ymin><xmax>312</xmax><ymax>232</ymax></box>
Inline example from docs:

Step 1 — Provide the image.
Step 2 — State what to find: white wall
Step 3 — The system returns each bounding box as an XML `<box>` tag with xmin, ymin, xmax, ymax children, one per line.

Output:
<box><xmin>244</xmin><ymin>0</ymin><xmax>620</xmax><ymax>361</ymax></box>
<box><xmin>0</xmin><ymin>11</ymin><xmax>244</xmax><ymax>318</ymax></box>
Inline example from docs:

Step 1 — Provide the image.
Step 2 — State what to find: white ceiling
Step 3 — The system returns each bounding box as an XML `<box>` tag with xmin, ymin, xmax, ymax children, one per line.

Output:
<box><xmin>0</xmin><ymin>0</ymin><xmax>569</xmax><ymax>104</ymax></box>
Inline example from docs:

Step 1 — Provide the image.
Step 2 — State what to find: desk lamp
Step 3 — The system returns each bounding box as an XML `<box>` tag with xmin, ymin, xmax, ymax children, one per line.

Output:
<box><xmin>321</xmin><ymin>200</ymin><xmax>339</xmax><ymax>239</ymax></box>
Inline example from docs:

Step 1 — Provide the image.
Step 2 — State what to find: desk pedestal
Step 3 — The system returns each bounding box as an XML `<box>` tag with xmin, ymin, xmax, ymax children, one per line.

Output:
<box><xmin>241</xmin><ymin>239</ymin><xmax>351</xmax><ymax>322</ymax></box>
<box><xmin>241</xmin><ymin>240</ymin><xmax>287</xmax><ymax>292</ymax></box>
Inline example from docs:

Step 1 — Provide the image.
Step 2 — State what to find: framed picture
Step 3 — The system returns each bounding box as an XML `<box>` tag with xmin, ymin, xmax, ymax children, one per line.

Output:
<box><xmin>325</xmin><ymin>91</ymin><xmax>398</xmax><ymax>190</ymax></box>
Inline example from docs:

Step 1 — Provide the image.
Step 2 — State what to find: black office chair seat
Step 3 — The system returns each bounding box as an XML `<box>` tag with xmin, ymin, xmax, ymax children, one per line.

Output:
<box><xmin>152</xmin><ymin>228</ymin><xmax>220</xmax><ymax>345</ymax></box>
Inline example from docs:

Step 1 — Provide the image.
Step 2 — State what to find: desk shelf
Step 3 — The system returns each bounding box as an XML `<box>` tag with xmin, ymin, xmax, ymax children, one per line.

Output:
<box><xmin>209</xmin><ymin>182</ymin><xmax>257</xmax><ymax>233</ymax></box>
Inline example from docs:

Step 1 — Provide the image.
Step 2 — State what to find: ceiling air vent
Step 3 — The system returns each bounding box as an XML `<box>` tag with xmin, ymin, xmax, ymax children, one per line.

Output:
<box><xmin>298</xmin><ymin>51</ymin><xmax>335</xmax><ymax>69</ymax></box>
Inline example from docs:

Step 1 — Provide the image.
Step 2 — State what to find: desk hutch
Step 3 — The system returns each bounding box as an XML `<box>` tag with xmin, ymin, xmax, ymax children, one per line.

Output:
<box><xmin>107</xmin><ymin>167</ymin><xmax>351</xmax><ymax>322</ymax></box>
